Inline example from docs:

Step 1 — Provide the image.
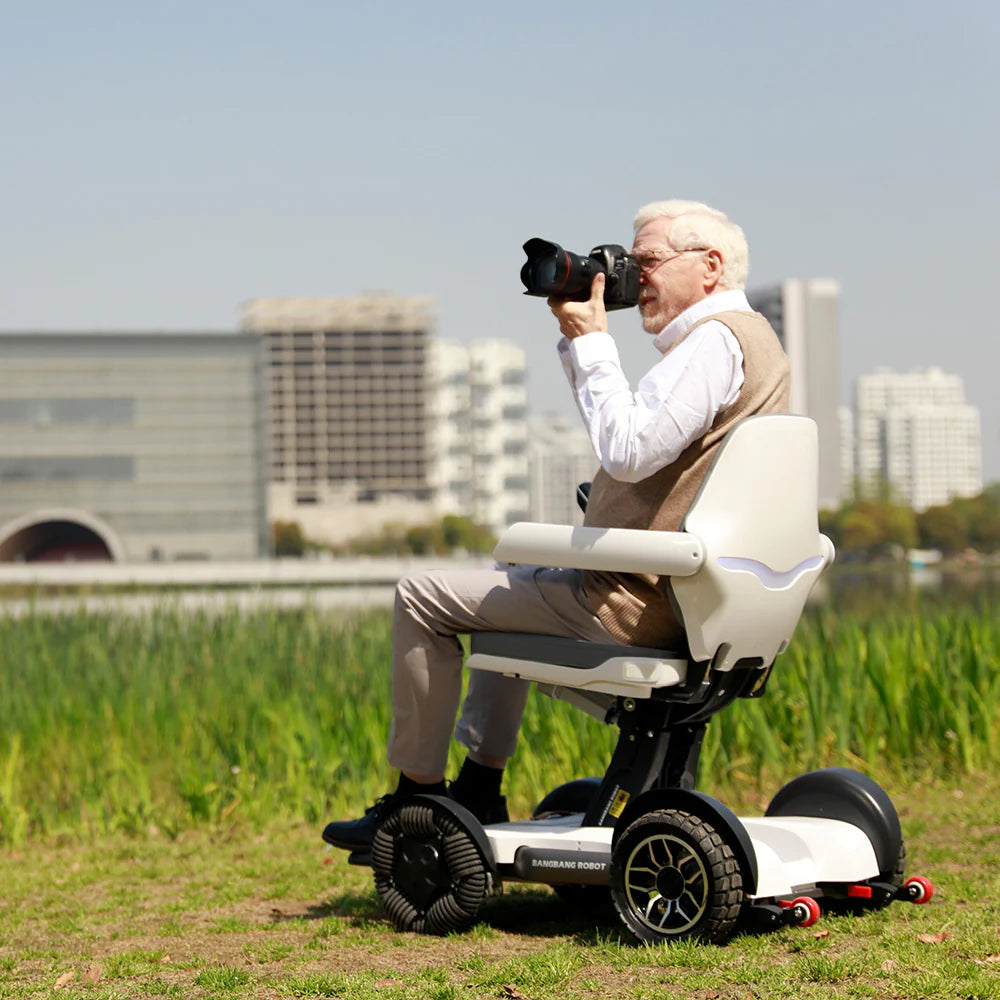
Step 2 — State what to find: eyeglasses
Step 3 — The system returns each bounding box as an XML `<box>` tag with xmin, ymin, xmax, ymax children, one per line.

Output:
<box><xmin>631</xmin><ymin>247</ymin><xmax>706</xmax><ymax>276</ymax></box>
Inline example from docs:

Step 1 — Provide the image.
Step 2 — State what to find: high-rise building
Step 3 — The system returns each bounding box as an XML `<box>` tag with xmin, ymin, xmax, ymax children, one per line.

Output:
<box><xmin>0</xmin><ymin>332</ymin><xmax>267</xmax><ymax>561</ymax></box>
<box><xmin>431</xmin><ymin>339</ymin><xmax>530</xmax><ymax>534</ymax></box>
<box><xmin>243</xmin><ymin>295</ymin><xmax>440</xmax><ymax>544</ymax></box>
<box><xmin>244</xmin><ymin>295</ymin><xmax>434</xmax><ymax>501</ymax></box>
<box><xmin>747</xmin><ymin>280</ymin><xmax>842</xmax><ymax>508</ymax></box>
<box><xmin>527</xmin><ymin>414</ymin><xmax>597</xmax><ymax>526</ymax></box>
<box><xmin>854</xmin><ymin>368</ymin><xmax>982</xmax><ymax>511</ymax></box>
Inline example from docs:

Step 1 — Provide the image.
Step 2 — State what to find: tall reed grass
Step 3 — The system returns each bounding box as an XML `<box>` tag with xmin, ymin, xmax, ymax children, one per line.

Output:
<box><xmin>0</xmin><ymin>595</ymin><xmax>996</xmax><ymax>844</ymax></box>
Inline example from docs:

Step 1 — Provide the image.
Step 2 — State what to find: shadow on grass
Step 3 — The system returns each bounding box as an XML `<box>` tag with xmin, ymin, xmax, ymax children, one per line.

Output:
<box><xmin>484</xmin><ymin>886</ymin><xmax>631</xmax><ymax>943</ymax></box>
<box><xmin>285</xmin><ymin>883</ymin><xmax>903</xmax><ymax>950</ymax></box>
<box><xmin>270</xmin><ymin>880</ymin><xmax>634</xmax><ymax>943</ymax></box>
<box><xmin>268</xmin><ymin>890</ymin><xmax>385</xmax><ymax>924</ymax></box>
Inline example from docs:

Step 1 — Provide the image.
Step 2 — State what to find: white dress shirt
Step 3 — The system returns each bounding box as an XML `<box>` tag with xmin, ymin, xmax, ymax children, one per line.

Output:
<box><xmin>558</xmin><ymin>289</ymin><xmax>752</xmax><ymax>483</ymax></box>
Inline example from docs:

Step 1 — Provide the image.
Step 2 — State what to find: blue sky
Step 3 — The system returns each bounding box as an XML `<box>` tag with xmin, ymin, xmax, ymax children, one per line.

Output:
<box><xmin>3</xmin><ymin>1</ymin><xmax>997</xmax><ymax>479</ymax></box>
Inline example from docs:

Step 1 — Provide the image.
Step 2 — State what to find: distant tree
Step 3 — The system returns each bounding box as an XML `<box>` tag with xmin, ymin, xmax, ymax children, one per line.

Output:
<box><xmin>881</xmin><ymin>503</ymin><xmax>918</xmax><ymax>551</ymax></box>
<box><xmin>823</xmin><ymin>496</ymin><xmax>916</xmax><ymax>559</ymax></box>
<box><xmin>340</xmin><ymin>516</ymin><xmax>496</xmax><ymax>557</ymax></box>
<box><xmin>440</xmin><ymin>514</ymin><xmax>495</xmax><ymax>554</ymax></box>
<box><xmin>838</xmin><ymin>506</ymin><xmax>883</xmax><ymax>552</ymax></box>
<box><xmin>273</xmin><ymin>520</ymin><xmax>307</xmax><ymax>557</ymax></box>
<box><xmin>957</xmin><ymin>489</ymin><xmax>1000</xmax><ymax>553</ymax></box>
<box><xmin>973</xmin><ymin>507</ymin><xmax>1000</xmax><ymax>552</ymax></box>
<box><xmin>916</xmin><ymin>505</ymin><xmax>966</xmax><ymax>554</ymax></box>
<box><xmin>404</xmin><ymin>524</ymin><xmax>437</xmax><ymax>556</ymax></box>
<box><xmin>347</xmin><ymin>522</ymin><xmax>411</xmax><ymax>556</ymax></box>
<box><xmin>819</xmin><ymin>479</ymin><xmax>1000</xmax><ymax>559</ymax></box>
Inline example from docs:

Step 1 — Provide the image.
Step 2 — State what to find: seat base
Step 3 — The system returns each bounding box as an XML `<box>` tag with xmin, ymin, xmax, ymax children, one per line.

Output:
<box><xmin>468</xmin><ymin>632</ymin><xmax>689</xmax><ymax>698</ymax></box>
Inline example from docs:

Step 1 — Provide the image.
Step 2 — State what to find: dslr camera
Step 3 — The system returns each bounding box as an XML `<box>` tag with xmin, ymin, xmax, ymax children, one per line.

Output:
<box><xmin>520</xmin><ymin>238</ymin><xmax>640</xmax><ymax>311</ymax></box>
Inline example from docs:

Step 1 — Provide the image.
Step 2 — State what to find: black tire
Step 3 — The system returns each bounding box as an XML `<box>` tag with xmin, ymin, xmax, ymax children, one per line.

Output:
<box><xmin>532</xmin><ymin>777</ymin><xmax>603</xmax><ymax>818</ymax></box>
<box><xmin>372</xmin><ymin>798</ymin><xmax>490</xmax><ymax>935</ymax></box>
<box><xmin>611</xmin><ymin>808</ymin><xmax>743</xmax><ymax>945</ymax></box>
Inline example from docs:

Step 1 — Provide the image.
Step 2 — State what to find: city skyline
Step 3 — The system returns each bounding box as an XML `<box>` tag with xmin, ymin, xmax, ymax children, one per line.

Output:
<box><xmin>3</xmin><ymin>2</ymin><xmax>996</xmax><ymax>480</ymax></box>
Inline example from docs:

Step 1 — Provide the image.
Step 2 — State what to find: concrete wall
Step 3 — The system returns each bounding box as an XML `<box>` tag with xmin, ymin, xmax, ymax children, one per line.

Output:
<box><xmin>0</xmin><ymin>332</ymin><xmax>268</xmax><ymax>561</ymax></box>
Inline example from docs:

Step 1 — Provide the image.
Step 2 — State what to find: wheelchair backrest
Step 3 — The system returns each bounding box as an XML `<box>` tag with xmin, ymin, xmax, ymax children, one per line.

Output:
<box><xmin>670</xmin><ymin>414</ymin><xmax>833</xmax><ymax>671</ymax></box>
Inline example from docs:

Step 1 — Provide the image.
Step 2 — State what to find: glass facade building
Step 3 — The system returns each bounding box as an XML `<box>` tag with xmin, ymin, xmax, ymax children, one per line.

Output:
<box><xmin>0</xmin><ymin>332</ymin><xmax>267</xmax><ymax>562</ymax></box>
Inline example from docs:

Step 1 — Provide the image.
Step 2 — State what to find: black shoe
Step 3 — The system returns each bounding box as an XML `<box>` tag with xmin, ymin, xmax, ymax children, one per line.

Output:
<box><xmin>450</xmin><ymin>789</ymin><xmax>509</xmax><ymax>826</ymax></box>
<box><xmin>323</xmin><ymin>788</ymin><xmax>509</xmax><ymax>852</ymax></box>
<box><xmin>322</xmin><ymin>794</ymin><xmax>397</xmax><ymax>851</ymax></box>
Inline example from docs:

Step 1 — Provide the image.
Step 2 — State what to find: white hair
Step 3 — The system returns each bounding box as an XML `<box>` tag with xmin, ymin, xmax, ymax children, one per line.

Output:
<box><xmin>633</xmin><ymin>199</ymin><xmax>749</xmax><ymax>290</ymax></box>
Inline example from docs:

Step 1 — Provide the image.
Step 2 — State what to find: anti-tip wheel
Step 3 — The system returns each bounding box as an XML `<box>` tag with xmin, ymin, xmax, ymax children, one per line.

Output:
<box><xmin>790</xmin><ymin>896</ymin><xmax>821</xmax><ymax>927</ymax></box>
<box><xmin>610</xmin><ymin>808</ymin><xmax>743</xmax><ymax>945</ymax></box>
<box><xmin>903</xmin><ymin>875</ymin><xmax>934</xmax><ymax>904</ymax></box>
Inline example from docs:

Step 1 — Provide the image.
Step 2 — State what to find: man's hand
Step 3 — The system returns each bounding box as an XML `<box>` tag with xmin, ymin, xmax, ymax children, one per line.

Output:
<box><xmin>548</xmin><ymin>273</ymin><xmax>608</xmax><ymax>340</ymax></box>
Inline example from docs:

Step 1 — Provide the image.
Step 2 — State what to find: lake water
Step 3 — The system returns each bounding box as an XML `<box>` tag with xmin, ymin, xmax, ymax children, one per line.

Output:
<box><xmin>0</xmin><ymin>562</ymin><xmax>996</xmax><ymax>619</ymax></box>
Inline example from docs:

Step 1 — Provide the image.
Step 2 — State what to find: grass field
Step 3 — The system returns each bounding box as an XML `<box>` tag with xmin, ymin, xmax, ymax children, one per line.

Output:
<box><xmin>0</xmin><ymin>594</ymin><xmax>998</xmax><ymax>996</ymax></box>
<box><xmin>1</xmin><ymin>779</ymin><xmax>998</xmax><ymax>999</ymax></box>
<box><xmin>1</xmin><ymin>598</ymin><xmax>998</xmax><ymax>843</ymax></box>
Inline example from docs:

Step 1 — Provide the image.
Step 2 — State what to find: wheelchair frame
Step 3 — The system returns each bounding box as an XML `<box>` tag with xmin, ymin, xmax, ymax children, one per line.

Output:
<box><xmin>352</xmin><ymin>416</ymin><xmax>933</xmax><ymax>943</ymax></box>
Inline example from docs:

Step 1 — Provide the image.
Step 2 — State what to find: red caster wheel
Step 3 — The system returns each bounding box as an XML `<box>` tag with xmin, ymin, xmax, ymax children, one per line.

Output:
<box><xmin>790</xmin><ymin>896</ymin><xmax>821</xmax><ymax>927</ymax></box>
<box><xmin>903</xmin><ymin>875</ymin><xmax>934</xmax><ymax>904</ymax></box>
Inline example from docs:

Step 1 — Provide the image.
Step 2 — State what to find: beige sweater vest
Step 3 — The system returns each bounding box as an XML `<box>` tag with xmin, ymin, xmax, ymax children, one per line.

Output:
<box><xmin>581</xmin><ymin>308</ymin><xmax>790</xmax><ymax>647</ymax></box>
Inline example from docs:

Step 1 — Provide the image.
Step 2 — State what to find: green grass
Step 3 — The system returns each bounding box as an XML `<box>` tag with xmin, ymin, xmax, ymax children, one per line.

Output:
<box><xmin>0</xmin><ymin>594</ymin><xmax>997</xmax><ymax>845</ymax></box>
<box><xmin>702</xmin><ymin>595</ymin><xmax>1000</xmax><ymax>782</ymax></box>
<box><xmin>0</xmin><ymin>780</ymin><xmax>998</xmax><ymax>999</ymax></box>
<box><xmin>0</xmin><ymin>606</ymin><xmax>397</xmax><ymax>843</ymax></box>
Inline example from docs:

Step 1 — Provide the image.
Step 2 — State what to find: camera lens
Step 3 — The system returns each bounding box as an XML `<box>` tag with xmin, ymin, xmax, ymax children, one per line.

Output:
<box><xmin>530</xmin><ymin>256</ymin><xmax>562</xmax><ymax>290</ymax></box>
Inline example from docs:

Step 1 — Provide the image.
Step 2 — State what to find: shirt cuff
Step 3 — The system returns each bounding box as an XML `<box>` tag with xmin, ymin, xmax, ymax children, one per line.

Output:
<box><xmin>568</xmin><ymin>331</ymin><xmax>620</xmax><ymax>368</ymax></box>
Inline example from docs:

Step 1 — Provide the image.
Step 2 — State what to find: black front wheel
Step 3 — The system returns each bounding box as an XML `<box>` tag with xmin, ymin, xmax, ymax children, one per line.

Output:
<box><xmin>372</xmin><ymin>798</ymin><xmax>491</xmax><ymax>935</ymax></box>
<box><xmin>611</xmin><ymin>808</ymin><xmax>743</xmax><ymax>944</ymax></box>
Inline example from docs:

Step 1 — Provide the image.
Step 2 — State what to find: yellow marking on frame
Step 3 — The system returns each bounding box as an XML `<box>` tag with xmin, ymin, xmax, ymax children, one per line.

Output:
<box><xmin>608</xmin><ymin>789</ymin><xmax>630</xmax><ymax>818</ymax></box>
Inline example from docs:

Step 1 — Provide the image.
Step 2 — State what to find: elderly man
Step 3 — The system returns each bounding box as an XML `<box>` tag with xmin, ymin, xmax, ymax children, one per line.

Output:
<box><xmin>322</xmin><ymin>200</ymin><xmax>789</xmax><ymax>851</ymax></box>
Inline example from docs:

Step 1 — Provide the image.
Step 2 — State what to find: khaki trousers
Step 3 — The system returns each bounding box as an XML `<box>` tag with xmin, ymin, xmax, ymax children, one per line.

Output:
<box><xmin>387</xmin><ymin>563</ymin><xmax>616</xmax><ymax>777</ymax></box>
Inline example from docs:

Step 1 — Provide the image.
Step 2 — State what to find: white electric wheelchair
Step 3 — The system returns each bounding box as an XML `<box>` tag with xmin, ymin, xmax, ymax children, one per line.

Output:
<box><xmin>359</xmin><ymin>415</ymin><xmax>933</xmax><ymax>943</ymax></box>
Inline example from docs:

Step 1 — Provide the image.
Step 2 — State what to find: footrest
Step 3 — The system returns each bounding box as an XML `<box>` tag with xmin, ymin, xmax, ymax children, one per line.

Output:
<box><xmin>468</xmin><ymin>632</ymin><xmax>688</xmax><ymax>697</ymax></box>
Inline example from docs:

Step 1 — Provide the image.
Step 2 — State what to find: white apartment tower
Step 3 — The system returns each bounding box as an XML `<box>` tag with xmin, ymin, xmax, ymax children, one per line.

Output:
<box><xmin>747</xmin><ymin>280</ymin><xmax>842</xmax><ymax>508</ymax></box>
<box><xmin>855</xmin><ymin>368</ymin><xmax>982</xmax><ymax>511</ymax></box>
<box><xmin>430</xmin><ymin>340</ymin><xmax>530</xmax><ymax>535</ymax></box>
<box><xmin>527</xmin><ymin>414</ymin><xmax>598</xmax><ymax>526</ymax></box>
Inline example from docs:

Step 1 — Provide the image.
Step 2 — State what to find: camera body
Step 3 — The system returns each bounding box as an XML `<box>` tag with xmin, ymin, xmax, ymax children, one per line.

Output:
<box><xmin>520</xmin><ymin>238</ymin><xmax>640</xmax><ymax>311</ymax></box>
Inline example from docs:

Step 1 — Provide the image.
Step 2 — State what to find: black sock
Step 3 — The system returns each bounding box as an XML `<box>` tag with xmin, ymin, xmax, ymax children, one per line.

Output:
<box><xmin>395</xmin><ymin>773</ymin><xmax>447</xmax><ymax>799</ymax></box>
<box><xmin>451</xmin><ymin>758</ymin><xmax>504</xmax><ymax>803</ymax></box>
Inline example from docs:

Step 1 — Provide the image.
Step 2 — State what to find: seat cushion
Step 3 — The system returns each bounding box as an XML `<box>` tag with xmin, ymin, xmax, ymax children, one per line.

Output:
<box><xmin>469</xmin><ymin>631</ymin><xmax>686</xmax><ymax>670</ymax></box>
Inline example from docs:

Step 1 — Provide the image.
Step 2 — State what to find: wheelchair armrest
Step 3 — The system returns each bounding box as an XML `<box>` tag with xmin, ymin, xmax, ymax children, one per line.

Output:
<box><xmin>820</xmin><ymin>533</ymin><xmax>836</xmax><ymax>567</ymax></box>
<box><xmin>493</xmin><ymin>522</ymin><xmax>704</xmax><ymax>576</ymax></box>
